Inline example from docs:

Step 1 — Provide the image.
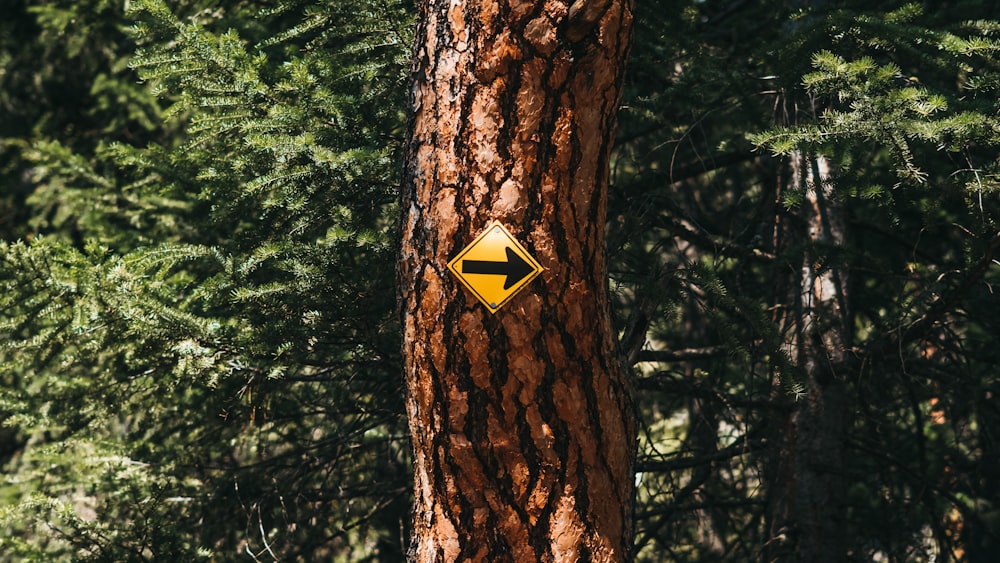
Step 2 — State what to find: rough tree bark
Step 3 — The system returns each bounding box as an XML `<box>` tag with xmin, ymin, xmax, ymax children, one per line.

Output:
<box><xmin>398</xmin><ymin>0</ymin><xmax>635</xmax><ymax>561</ymax></box>
<box><xmin>767</xmin><ymin>153</ymin><xmax>850</xmax><ymax>562</ymax></box>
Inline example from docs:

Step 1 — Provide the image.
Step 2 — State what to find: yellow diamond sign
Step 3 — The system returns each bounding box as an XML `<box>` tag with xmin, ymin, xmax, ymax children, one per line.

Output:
<box><xmin>447</xmin><ymin>221</ymin><xmax>543</xmax><ymax>313</ymax></box>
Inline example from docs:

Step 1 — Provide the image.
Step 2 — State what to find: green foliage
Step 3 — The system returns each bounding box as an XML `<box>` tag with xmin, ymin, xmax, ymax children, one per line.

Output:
<box><xmin>751</xmin><ymin>47</ymin><xmax>1000</xmax><ymax>188</ymax></box>
<box><xmin>0</xmin><ymin>0</ymin><xmax>163</xmax><ymax>243</ymax></box>
<box><xmin>1</xmin><ymin>0</ymin><xmax>412</xmax><ymax>559</ymax></box>
<box><xmin>614</xmin><ymin>0</ymin><xmax>1000</xmax><ymax>560</ymax></box>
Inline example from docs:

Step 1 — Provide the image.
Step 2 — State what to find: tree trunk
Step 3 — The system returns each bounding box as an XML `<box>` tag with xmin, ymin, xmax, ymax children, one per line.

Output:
<box><xmin>767</xmin><ymin>153</ymin><xmax>850</xmax><ymax>562</ymax></box>
<box><xmin>398</xmin><ymin>0</ymin><xmax>636</xmax><ymax>561</ymax></box>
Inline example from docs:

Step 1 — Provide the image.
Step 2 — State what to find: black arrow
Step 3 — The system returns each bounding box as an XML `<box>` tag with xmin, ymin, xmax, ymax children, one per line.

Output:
<box><xmin>462</xmin><ymin>247</ymin><xmax>535</xmax><ymax>289</ymax></box>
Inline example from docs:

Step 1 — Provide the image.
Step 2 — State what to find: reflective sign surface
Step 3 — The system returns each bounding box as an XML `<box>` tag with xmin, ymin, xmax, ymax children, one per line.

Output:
<box><xmin>447</xmin><ymin>221</ymin><xmax>543</xmax><ymax>313</ymax></box>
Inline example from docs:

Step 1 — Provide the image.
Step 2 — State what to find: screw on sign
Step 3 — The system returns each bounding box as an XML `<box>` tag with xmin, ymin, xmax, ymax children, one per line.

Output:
<box><xmin>447</xmin><ymin>221</ymin><xmax>543</xmax><ymax>313</ymax></box>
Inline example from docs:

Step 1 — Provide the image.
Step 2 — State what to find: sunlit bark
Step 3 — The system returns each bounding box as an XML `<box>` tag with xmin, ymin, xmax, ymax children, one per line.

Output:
<box><xmin>767</xmin><ymin>153</ymin><xmax>850</xmax><ymax>563</ymax></box>
<box><xmin>398</xmin><ymin>0</ymin><xmax>636</xmax><ymax>560</ymax></box>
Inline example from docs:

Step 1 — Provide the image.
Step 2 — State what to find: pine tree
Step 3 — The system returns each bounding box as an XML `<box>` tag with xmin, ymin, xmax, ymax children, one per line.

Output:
<box><xmin>618</xmin><ymin>1</ymin><xmax>1000</xmax><ymax>560</ymax></box>
<box><xmin>399</xmin><ymin>0</ymin><xmax>636</xmax><ymax>559</ymax></box>
<box><xmin>2</xmin><ymin>0</ymin><xmax>414</xmax><ymax>559</ymax></box>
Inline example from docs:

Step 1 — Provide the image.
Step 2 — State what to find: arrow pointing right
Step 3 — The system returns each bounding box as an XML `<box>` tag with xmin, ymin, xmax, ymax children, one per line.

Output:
<box><xmin>461</xmin><ymin>246</ymin><xmax>536</xmax><ymax>289</ymax></box>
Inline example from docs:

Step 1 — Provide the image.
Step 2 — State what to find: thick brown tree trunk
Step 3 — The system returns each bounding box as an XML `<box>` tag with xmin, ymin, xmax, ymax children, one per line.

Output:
<box><xmin>398</xmin><ymin>0</ymin><xmax>635</xmax><ymax>561</ymax></box>
<box><xmin>767</xmin><ymin>153</ymin><xmax>850</xmax><ymax>562</ymax></box>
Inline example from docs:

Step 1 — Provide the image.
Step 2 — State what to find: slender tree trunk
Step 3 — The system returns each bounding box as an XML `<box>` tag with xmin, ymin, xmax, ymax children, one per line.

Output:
<box><xmin>0</xmin><ymin>419</ymin><xmax>21</xmax><ymax>464</ymax></box>
<box><xmin>398</xmin><ymin>0</ymin><xmax>635</xmax><ymax>561</ymax></box>
<box><xmin>767</xmin><ymin>153</ymin><xmax>850</xmax><ymax>562</ymax></box>
<box><xmin>688</xmin><ymin>396</ymin><xmax>727</xmax><ymax>557</ymax></box>
<box><xmin>971</xmin><ymin>380</ymin><xmax>1000</xmax><ymax>560</ymax></box>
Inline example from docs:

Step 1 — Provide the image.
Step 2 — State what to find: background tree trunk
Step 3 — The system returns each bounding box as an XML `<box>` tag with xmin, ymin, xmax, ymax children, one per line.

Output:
<box><xmin>766</xmin><ymin>153</ymin><xmax>850</xmax><ymax>562</ymax></box>
<box><xmin>398</xmin><ymin>0</ymin><xmax>635</xmax><ymax>560</ymax></box>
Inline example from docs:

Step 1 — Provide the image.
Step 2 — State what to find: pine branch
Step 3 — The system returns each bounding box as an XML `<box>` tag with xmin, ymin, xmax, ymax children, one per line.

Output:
<box><xmin>636</xmin><ymin>434</ymin><xmax>768</xmax><ymax>473</ymax></box>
